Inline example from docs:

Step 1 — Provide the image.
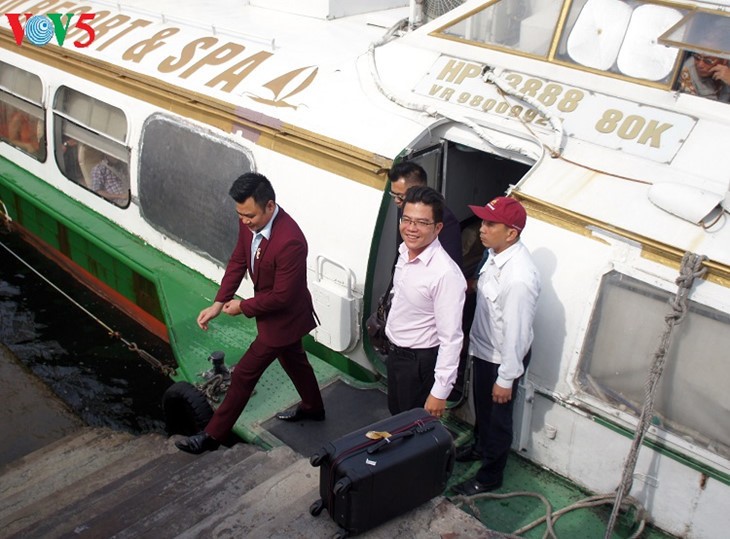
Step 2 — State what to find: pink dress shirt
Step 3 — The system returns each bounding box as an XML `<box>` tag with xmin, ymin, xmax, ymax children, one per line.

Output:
<box><xmin>385</xmin><ymin>238</ymin><xmax>466</xmax><ymax>399</ymax></box>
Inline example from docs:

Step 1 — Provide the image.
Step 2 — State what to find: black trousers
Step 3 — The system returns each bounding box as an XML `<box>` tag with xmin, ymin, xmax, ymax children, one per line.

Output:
<box><xmin>386</xmin><ymin>345</ymin><xmax>438</xmax><ymax>415</ymax></box>
<box><xmin>472</xmin><ymin>350</ymin><xmax>530</xmax><ymax>485</ymax></box>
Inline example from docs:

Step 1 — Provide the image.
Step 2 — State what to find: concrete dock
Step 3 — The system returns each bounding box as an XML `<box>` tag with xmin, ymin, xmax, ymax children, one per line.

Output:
<box><xmin>0</xmin><ymin>344</ymin><xmax>501</xmax><ymax>538</ymax></box>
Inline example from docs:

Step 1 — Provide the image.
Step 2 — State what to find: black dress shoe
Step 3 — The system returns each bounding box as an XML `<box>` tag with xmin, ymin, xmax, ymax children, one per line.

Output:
<box><xmin>455</xmin><ymin>444</ymin><xmax>483</xmax><ymax>462</ymax></box>
<box><xmin>275</xmin><ymin>406</ymin><xmax>325</xmax><ymax>422</ymax></box>
<box><xmin>451</xmin><ymin>477</ymin><xmax>502</xmax><ymax>496</ymax></box>
<box><xmin>175</xmin><ymin>432</ymin><xmax>220</xmax><ymax>454</ymax></box>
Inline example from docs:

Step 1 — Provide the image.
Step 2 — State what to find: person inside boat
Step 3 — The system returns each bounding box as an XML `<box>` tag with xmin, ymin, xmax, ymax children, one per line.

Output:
<box><xmin>61</xmin><ymin>136</ymin><xmax>84</xmax><ymax>185</ymax></box>
<box><xmin>6</xmin><ymin>109</ymin><xmax>41</xmax><ymax>156</ymax></box>
<box><xmin>175</xmin><ymin>172</ymin><xmax>326</xmax><ymax>455</ymax></box>
<box><xmin>384</xmin><ymin>186</ymin><xmax>466</xmax><ymax>418</ymax></box>
<box><xmin>677</xmin><ymin>52</ymin><xmax>730</xmax><ymax>102</ymax></box>
<box><xmin>676</xmin><ymin>18</ymin><xmax>730</xmax><ymax>103</ymax></box>
<box><xmin>90</xmin><ymin>154</ymin><xmax>129</xmax><ymax>206</ymax></box>
<box><xmin>452</xmin><ymin>197</ymin><xmax>541</xmax><ymax>496</ymax></box>
<box><xmin>388</xmin><ymin>162</ymin><xmax>462</xmax><ymax>267</ymax></box>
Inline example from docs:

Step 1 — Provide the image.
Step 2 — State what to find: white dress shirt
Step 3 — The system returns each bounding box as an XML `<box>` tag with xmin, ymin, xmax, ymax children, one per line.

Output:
<box><xmin>251</xmin><ymin>205</ymin><xmax>279</xmax><ymax>273</ymax></box>
<box><xmin>469</xmin><ymin>240</ymin><xmax>541</xmax><ymax>388</ymax></box>
<box><xmin>386</xmin><ymin>238</ymin><xmax>467</xmax><ymax>399</ymax></box>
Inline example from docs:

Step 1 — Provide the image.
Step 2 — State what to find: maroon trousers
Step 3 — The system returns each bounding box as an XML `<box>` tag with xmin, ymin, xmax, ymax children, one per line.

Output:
<box><xmin>204</xmin><ymin>337</ymin><xmax>324</xmax><ymax>441</ymax></box>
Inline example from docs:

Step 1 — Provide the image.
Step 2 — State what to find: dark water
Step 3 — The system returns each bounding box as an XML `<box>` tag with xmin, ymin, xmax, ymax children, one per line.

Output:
<box><xmin>0</xmin><ymin>232</ymin><xmax>175</xmax><ymax>434</ymax></box>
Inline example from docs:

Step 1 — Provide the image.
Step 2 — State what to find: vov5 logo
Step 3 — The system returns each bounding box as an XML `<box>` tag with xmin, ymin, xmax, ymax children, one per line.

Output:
<box><xmin>6</xmin><ymin>13</ymin><xmax>97</xmax><ymax>47</ymax></box>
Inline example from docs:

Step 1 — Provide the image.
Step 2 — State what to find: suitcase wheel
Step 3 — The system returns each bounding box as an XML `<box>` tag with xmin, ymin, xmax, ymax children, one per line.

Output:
<box><xmin>333</xmin><ymin>477</ymin><xmax>352</xmax><ymax>495</ymax></box>
<box><xmin>310</xmin><ymin>452</ymin><xmax>326</xmax><ymax>467</ymax></box>
<box><xmin>309</xmin><ymin>498</ymin><xmax>324</xmax><ymax>517</ymax></box>
<box><xmin>334</xmin><ymin>529</ymin><xmax>349</xmax><ymax>539</ymax></box>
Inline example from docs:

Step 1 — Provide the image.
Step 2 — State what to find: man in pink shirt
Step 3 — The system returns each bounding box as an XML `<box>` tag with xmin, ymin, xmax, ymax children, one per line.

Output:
<box><xmin>385</xmin><ymin>186</ymin><xmax>466</xmax><ymax>417</ymax></box>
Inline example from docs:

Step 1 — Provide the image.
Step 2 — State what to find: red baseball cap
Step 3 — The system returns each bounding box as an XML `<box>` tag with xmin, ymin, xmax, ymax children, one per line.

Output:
<box><xmin>468</xmin><ymin>197</ymin><xmax>526</xmax><ymax>231</ymax></box>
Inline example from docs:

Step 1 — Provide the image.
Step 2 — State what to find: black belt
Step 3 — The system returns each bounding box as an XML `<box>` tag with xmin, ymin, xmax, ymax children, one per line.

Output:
<box><xmin>389</xmin><ymin>344</ymin><xmax>439</xmax><ymax>361</ymax></box>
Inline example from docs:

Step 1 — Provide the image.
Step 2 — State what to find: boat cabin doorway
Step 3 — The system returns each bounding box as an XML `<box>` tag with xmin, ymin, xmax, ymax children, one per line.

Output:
<box><xmin>368</xmin><ymin>139</ymin><xmax>533</xmax><ymax>403</ymax></box>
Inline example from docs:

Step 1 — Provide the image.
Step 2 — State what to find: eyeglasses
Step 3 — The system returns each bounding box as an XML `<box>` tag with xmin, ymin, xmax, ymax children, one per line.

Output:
<box><xmin>693</xmin><ymin>54</ymin><xmax>723</xmax><ymax>67</ymax></box>
<box><xmin>400</xmin><ymin>216</ymin><xmax>435</xmax><ymax>229</ymax></box>
<box><xmin>389</xmin><ymin>191</ymin><xmax>405</xmax><ymax>202</ymax></box>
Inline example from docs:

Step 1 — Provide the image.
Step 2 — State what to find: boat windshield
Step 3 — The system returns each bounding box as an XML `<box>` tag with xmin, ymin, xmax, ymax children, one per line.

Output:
<box><xmin>434</xmin><ymin>0</ymin><xmax>727</xmax><ymax>87</ymax></box>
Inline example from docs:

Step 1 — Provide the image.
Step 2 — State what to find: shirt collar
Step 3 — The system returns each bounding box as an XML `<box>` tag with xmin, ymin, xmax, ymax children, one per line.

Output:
<box><xmin>257</xmin><ymin>204</ymin><xmax>279</xmax><ymax>240</ymax></box>
<box><xmin>481</xmin><ymin>240</ymin><xmax>522</xmax><ymax>273</ymax></box>
<box><xmin>399</xmin><ymin>237</ymin><xmax>442</xmax><ymax>265</ymax></box>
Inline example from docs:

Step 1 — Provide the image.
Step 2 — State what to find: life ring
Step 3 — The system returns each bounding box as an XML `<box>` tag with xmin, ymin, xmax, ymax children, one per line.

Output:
<box><xmin>162</xmin><ymin>381</ymin><xmax>214</xmax><ymax>436</ymax></box>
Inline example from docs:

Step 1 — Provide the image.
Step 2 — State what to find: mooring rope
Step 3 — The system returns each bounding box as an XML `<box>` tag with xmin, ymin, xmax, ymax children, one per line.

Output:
<box><xmin>449</xmin><ymin>252</ymin><xmax>707</xmax><ymax>538</ymax></box>
<box><xmin>0</xmin><ymin>199</ymin><xmax>13</xmax><ymax>233</ymax></box>
<box><xmin>0</xmin><ymin>238</ymin><xmax>175</xmax><ymax>377</ymax></box>
<box><xmin>604</xmin><ymin>252</ymin><xmax>708</xmax><ymax>537</ymax></box>
<box><xmin>199</xmin><ymin>372</ymin><xmax>231</xmax><ymax>403</ymax></box>
<box><xmin>450</xmin><ymin>490</ymin><xmax>648</xmax><ymax>538</ymax></box>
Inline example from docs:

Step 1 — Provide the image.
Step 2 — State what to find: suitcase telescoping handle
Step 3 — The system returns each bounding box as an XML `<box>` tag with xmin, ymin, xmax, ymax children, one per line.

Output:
<box><xmin>366</xmin><ymin>430</ymin><xmax>413</xmax><ymax>454</ymax></box>
<box><xmin>366</xmin><ymin>423</ymin><xmax>435</xmax><ymax>454</ymax></box>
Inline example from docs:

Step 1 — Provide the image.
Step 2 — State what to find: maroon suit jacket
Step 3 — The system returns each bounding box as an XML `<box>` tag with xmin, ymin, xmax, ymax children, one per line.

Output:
<box><xmin>215</xmin><ymin>207</ymin><xmax>317</xmax><ymax>347</ymax></box>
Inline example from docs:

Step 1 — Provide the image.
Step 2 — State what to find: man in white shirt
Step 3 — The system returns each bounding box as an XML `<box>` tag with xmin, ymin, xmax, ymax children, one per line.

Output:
<box><xmin>453</xmin><ymin>197</ymin><xmax>541</xmax><ymax>495</ymax></box>
<box><xmin>385</xmin><ymin>186</ymin><xmax>466</xmax><ymax>417</ymax></box>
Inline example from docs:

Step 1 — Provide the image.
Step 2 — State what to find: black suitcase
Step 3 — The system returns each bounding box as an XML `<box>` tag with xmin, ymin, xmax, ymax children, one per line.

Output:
<box><xmin>308</xmin><ymin>408</ymin><xmax>455</xmax><ymax>538</ymax></box>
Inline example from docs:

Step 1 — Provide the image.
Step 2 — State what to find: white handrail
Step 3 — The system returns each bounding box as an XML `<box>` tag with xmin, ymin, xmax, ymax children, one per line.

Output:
<box><xmin>315</xmin><ymin>255</ymin><xmax>355</xmax><ymax>301</ymax></box>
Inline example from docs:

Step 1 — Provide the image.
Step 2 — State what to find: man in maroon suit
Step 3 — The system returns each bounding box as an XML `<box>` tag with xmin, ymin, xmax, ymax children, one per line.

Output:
<box><xmin>176</xmin><ymin>172</ymin><xmax>325</xmax><ymax>454</ymax></box>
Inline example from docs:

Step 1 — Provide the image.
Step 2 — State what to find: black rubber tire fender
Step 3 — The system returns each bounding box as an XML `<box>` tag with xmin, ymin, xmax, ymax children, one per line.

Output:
<box><xmin>162</xmin><ymin>381</ymin><xmax>214</xmax><ymax>436</ymax></box>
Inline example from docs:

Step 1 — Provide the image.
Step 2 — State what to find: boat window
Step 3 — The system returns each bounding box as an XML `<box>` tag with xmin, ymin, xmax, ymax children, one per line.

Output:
<box><xmin>55</xmin><ymin>87</ymin><xmax>127</xmax><ymax>141</ymax></box>
<box><xmin>576</xmin><ymin>271</ymin><xmax>730</xmax><ymax>460</ymax></box>
<box><xmin>0</xmin><ymin>62</ymin><xmax>46</xmax><ymax>161</ymax></box>
<box><xmin>138</xmin><ymin>114</ymin><xmax>253</xmax><ymax>266</ymax></box>
<box><xmin>565</xmin><ymin>0</ymin><xmax>632</xmax><ymax>71</ymax></box>
<box><xmin>660</xmin><ymin>11</ymin><xmax>730</xmax><ymax>102</ymax></box>
<box><xmin>438</xmin><ymin>0</ymin><xmax>562</xmax><ymax>57</ymax></box>
<box><xmin>556</xmin><ymin>0</ymin><xmax>684</xmax><ymax>84</ymax></box>
<box><xmin>436</xmin><ymin>0</ymin><xmax>687</xmax><ymax>86</ymax></box>
<box><xmin>615</xmin><ymin>4</ymin><xmax>684</xmax><ymax>81</ymax></box>
<box><xmin>53</xmin><ymin>87</ymin><xmax>130</xmax><ymax>207</ymax></box>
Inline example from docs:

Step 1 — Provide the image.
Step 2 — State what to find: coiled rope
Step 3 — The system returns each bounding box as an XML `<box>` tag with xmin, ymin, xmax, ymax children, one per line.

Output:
<box><xmin>605</xmin><ymin>252</ymin><xmax>707</xmax><ymax>537</ymax></box>
<box><xmin>0</xmin><ymin>238</ymin><xmax>175</xmax><ymax>377</ymax></box>
<box><xmin>451</xmin><ymin>490</ymin><xmax>648</xmax><ymax>539</ymax></box>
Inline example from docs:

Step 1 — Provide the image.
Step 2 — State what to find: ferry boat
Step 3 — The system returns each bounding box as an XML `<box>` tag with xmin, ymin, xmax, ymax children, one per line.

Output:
<box><xmin>1</xmin><ymin>1</ymin><xmax>728</xmax><ymax>536</ymax></box>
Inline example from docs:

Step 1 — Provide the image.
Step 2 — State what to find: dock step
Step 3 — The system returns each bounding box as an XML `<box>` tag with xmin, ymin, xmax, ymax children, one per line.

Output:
<box><xmin>0</xmin><ymin>427</ymin><xmax>497</xmax><ymax>538</ymax></box>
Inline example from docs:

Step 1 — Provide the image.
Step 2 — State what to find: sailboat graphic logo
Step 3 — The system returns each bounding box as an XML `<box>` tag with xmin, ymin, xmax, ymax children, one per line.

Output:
<box><xmin>247</xmin><ymin>66</ymin><xmax>319</xmax><ymax>109</ymax></box>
